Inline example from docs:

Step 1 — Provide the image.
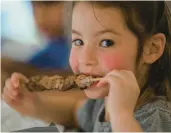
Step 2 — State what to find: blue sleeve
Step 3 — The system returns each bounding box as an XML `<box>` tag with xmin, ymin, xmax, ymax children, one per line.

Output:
<box><xmin>28</xmin><ymin>39</ymin><xmax>70</xmax><ymax>69</ymax></box>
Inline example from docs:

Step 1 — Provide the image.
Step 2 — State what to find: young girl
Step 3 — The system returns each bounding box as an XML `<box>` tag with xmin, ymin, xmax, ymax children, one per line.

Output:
<box><xmin>2</xmin><ymin>1</ymin><xmax>171</xmax><ymax>132</ymax></box>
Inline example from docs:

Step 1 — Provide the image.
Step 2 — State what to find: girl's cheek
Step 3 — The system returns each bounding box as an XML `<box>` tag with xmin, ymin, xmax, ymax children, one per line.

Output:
<box><xmin>100</xmin><ymin>53</ymin><xmax>132</xmax><ymax>71</ymax></box>
<box><xmin>69</xmin><ymin>49</ymin><xmax>79</xmax><ymax>73</ymax></box>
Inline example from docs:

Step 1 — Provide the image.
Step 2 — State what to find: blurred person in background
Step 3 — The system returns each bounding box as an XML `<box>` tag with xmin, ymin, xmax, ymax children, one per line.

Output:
<box><xmin>28</xmin><ymin>1</ymin><xmax>70</xmax><ymax>69</ymax></box>
<box><xmin>1</xmin><ymin>1</ymin><xmax>72</xmax><ymax>91</ymax></box>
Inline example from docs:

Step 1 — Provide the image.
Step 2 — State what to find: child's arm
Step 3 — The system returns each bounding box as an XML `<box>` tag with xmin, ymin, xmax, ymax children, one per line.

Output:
<box><xmin>36</xmin><ymin>89</ymin><xmax>87</xmax><ymax>128</ymax></box>
<box><xmin>2</xmin><ymin>72</ymin><xmax>87</xmax><ymax>128</ymax></box>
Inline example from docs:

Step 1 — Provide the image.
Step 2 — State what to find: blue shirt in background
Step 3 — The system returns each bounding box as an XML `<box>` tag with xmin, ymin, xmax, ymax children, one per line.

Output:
<box><xmin>28</xmin><ymin>37</ymin><xmax>70</xmax><ymax>70</ymax></box>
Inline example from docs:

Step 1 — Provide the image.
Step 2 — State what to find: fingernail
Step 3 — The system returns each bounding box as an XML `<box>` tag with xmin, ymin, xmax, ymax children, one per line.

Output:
<box><xmin>14</xmin><ymin>81</ymin><xmax>19</xmax><ymax>88</ymax></box>
<box><xmin>12</xmin><ymin>91</ymin><xmax>18</xmax><ymax>96</ymax></box>
<box><xmin>97</xmin><ymin>81</ymin><xmax>106</xmax><ymax>87</ymax></box>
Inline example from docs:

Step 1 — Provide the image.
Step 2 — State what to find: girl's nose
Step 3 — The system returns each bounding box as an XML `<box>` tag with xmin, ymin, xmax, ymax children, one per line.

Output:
<box><xmin>79</xmin><ymin>46</ymin><xmax>98</xmax><ymax>66</ymax></box>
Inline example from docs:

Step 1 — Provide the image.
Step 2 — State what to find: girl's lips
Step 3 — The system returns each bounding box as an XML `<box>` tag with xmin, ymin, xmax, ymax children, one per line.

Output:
<box><xmin>88</xmin><ymin>81</ymin><xmax>99</xmax><ymax>89</ymax></box>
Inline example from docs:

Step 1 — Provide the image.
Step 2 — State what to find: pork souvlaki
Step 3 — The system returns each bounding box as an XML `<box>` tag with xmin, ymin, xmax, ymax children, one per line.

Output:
<box><xmin>22</xmin><ymin>74</ymin><xmax>102</xmax><ymax>92</ymax></box>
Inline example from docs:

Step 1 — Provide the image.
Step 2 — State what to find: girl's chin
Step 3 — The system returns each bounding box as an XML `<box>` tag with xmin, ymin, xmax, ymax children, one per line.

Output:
<box><xmin>84</xmin><ymin>87</ymin><xmax>109</xmax><ymax>99</ymax></box>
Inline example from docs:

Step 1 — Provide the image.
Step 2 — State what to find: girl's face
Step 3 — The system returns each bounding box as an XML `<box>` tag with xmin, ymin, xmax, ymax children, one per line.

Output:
<box><xmin>70</xmin><ymin>2</ymin><xmax>139</xmax><ymax>98</ymax></box>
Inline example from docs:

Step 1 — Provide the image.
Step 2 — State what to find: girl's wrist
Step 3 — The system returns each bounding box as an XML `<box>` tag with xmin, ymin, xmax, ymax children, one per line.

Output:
<box><xmin>109</xmin><ymin>110</ymin><xmax>142</xmax><ymax>132</ymax></box>
<box><xmin>108</xmin><ymin>107</ymin><xmax>134</xmax><ymax>116</ymax></box>
<box><xmin>110</xmin><ymin>113</ymin><xmax>142</xmax><ymax>132</ymax></box>
<box><xmin>109</xmin><ymin>109</ymin><xmax>134</xmax><ymax>122</ymax></box>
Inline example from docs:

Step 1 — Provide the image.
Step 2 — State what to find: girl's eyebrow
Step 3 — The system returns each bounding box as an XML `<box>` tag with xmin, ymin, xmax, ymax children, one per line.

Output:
<box><xmin>94</xmin><ymin>29</ymin><xmax>122</xmax><ymax>36</ymax></box>
<box><xmin>72</xmin><ymin>29</ymin><xmax>122</xmax><ymax>37</ymax></box>
<box><xmin>72</xmin><ymin>29</ymin><xmax>82</xmax><ymax>36</ymax></box>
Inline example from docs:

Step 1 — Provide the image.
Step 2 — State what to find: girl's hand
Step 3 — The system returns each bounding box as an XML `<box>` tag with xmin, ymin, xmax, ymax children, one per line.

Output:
<box><xmin>2</xmin><ymin>72</ymin><xmax>42</xmax><ymax>117</ymax></box>
<box><xmin>97</xmin><ymin>70</ymin><xmax>140</xmax><ymax>116</ymax></box>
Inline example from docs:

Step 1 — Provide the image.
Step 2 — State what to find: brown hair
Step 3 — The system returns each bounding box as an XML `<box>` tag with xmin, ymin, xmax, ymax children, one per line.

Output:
<box><xmin>73</xmin><ymin>1</ymin><xmax>171</xmax><ymax>107</ymax></box>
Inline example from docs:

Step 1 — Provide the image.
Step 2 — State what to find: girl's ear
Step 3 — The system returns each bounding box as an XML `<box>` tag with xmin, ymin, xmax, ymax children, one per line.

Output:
<box><xmin>142</xmin><ymin>33</ymin><xmax>166</xmax><ymax>64</ymax></box>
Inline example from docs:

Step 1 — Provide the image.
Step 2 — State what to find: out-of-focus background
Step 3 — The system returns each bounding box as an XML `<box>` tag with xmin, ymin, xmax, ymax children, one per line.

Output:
<box><xmin>2</xmin><ymin>1</ymin><xmax>49</xmax><ymax>61</ymax></box>
<box><xmin>1</xmin><ymin>1</ymin><xmax>72</xmax><ymax>132</ymax></box>
<box><xmin>1</xmin><ymin>1</ymin><xmax>72</xmax><ymax>62</ymax></box>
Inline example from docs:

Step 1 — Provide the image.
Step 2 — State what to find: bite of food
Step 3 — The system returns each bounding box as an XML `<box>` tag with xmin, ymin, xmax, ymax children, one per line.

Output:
<box><xmin>22</xmin><ymin>74</ymin><xmax>102</xmax><ymax>92</ymax></box>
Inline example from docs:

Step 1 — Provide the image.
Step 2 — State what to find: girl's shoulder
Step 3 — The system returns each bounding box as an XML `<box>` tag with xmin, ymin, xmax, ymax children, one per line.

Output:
<box><xmin>136</xmin><ymin>96</ymin><xmax>171</xmax><ymax>114</ymax></box>
<box><xmin>135</xmin><ymin>96</ymin><xmax>171</xmax><ymax>132</ymax></box>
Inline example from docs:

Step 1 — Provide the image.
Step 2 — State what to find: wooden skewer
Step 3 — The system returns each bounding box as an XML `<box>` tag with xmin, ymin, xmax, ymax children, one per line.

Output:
<box><xmin>91</xmin><ymin>78</ymin><xmax>102</xmax><ymax>82</ymax></box>
<box><xmin>76</xmin><ymin>77</ymin><xmax>102</xmax><ymax>85</ymax></box>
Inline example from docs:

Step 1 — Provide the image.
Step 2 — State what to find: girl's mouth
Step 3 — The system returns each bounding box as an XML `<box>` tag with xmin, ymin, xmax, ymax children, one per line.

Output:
<box><xmin>75</xmin><ymin>73</ymin><xmax>103</xmax><ymax>90</ymax></box>
<box><xmin>88</xmin><ymin>81</ymin><xmax>99</xmax><ymax>89</ymax></box>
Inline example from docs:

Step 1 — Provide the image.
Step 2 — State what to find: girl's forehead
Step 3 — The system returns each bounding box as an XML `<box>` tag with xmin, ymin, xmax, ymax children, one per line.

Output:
<box><xmin>72</xmin><ymin>2</ymin><xmax>127</xmax><ymax>35</ymax></box>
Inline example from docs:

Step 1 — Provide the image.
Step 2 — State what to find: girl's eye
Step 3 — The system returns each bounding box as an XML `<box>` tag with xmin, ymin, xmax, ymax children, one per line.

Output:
<box><xmin>100</xmin><ymin>40</ymin><xmax>114</xmax><ymax>48</ymax></box>
<box><xmin>72</xmin><ymin>39</ymin><xmax>84</xmax><ymax>46</ymax></box>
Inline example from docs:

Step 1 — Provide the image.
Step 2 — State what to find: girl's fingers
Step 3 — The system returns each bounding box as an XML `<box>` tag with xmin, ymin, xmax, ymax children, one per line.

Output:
<box><xmin>5</xmin><ymin>78</ymin><xmax>19</xmax><ymax>98</ymax></box>
<box><xmin>106</xmin><ymin>70</ymin><xmax>125</xmax><ymax>80</ymax></box>
<box><xmin>109</xmin><ymin>70</ymin><xmax>136</xmax><ymax>81</ymax></box>
<box><xmin>97</xmin><ymin>73</ymin><xmax>121</xmax><ymax>88</ymax></box>
<box><xmin>2</xmin><ymin>90</ymin><xmax>21</xmax><ymax>113</ymax></box>
<box><xmin>97</xmin><ymin>78</ymin><xmax>108</xmax><ymax>87</ymax></box>
<box><xmin>2</xmin><ymin>87</ymin><xmax>15</xmax><ymax>104</ymax></box>
<box><xmin>11</xmin><ymin>72</ymin><xmax>29</xmax><ymax>88</ymax></box>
